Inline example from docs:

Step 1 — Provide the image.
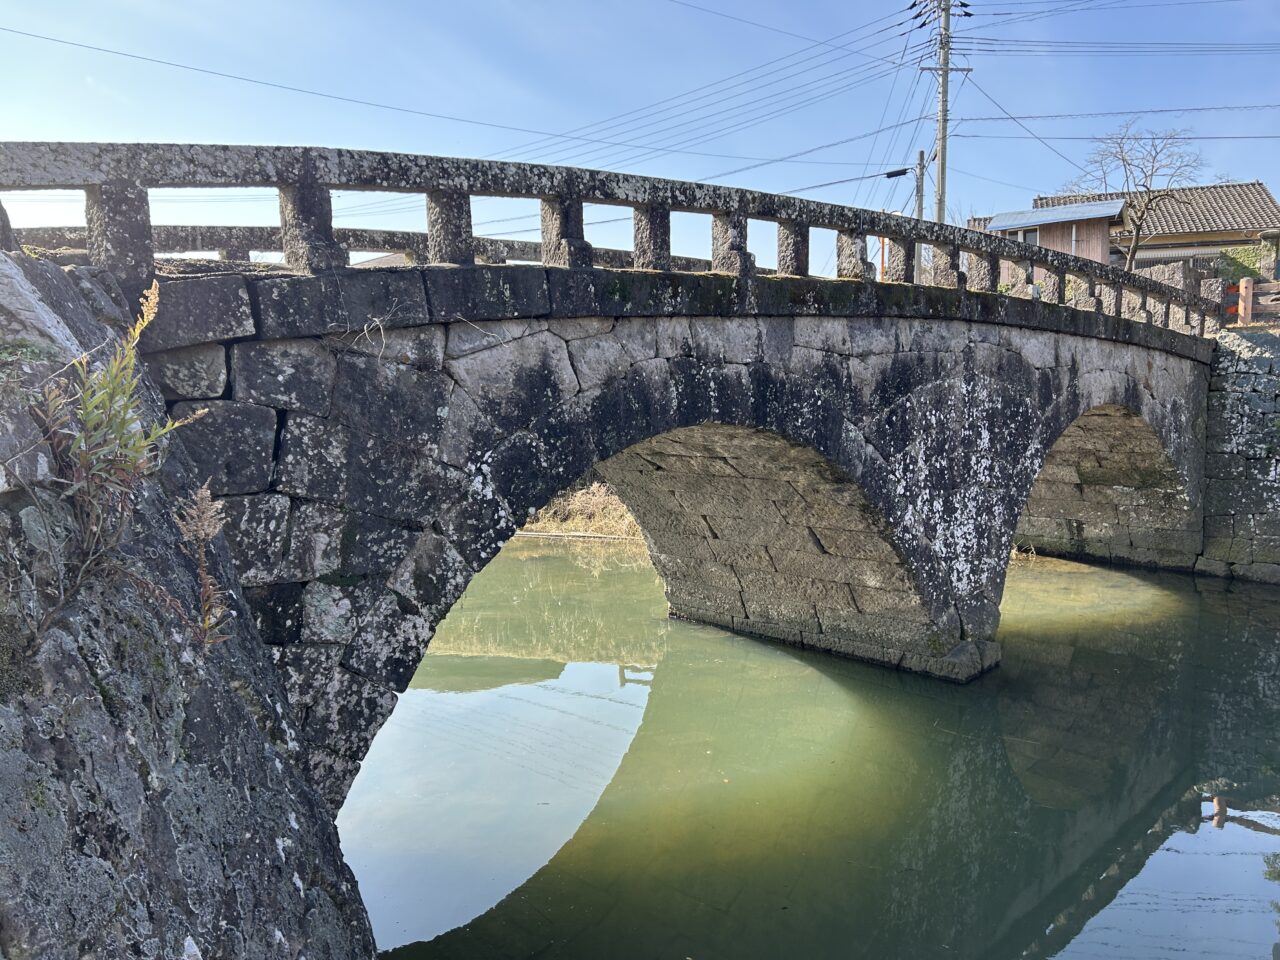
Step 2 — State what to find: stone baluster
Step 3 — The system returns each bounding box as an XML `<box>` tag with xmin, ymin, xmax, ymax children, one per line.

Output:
<box><xmin>933</xmin><ymin>242</ymin><xmax>962</xmax><ymax>289</ymax></box>
<box><xmin>1040</xmin><ymin>267</ymin><xmax>1066</xmax><ymax>305</ymax></box>
<box><xmin>217</xmin><ymin>244</ymin><xmax>251</xmax><ymax>262</ymax></box>
<box><xmin>835</xmin><ymin>229</ymin><xmax>872</xmax><ymax>280</ymax></box>
<box><xmin>1100</xmin><ymin>281</ymin><xmax>1122</xmax><ymax>318</ymax></box>
<box><xmin>965</xmin><ymin>251</ymin><xmax>1001</xmax><ymax>293</ymax></box>
<box><xmin>1150</xmin><ymin>294</ymin><xmax>1170</xmax><ymax>327</ymax></box>
<box><xmin>711</xmin><ymin>210</ymin><xmax>752</xmax><ymax>276</ymax></box>
<box><xmin>1136</xmin><ymin>289</ymin><xmax>1152</xmax><ymax>323</ymax></box>
<box><xmin>777</xmin><ymin>220</ymin><xmax>809</xmax><ymax>277</ymax></box>
<box><xmin>632</xmin><ymin>202</ymin><xmax>671</xmax><ymax>271</ymax></box>
<box><xmin>882</xmin><ymin>236</ymin><xmax>915</xmax><ymax>283</ymax></box>
<box><xmin>279</xmin><ymin>157</ymin><xmax>347</xmax><ymax>273</ymax></box>
<box><xmin>426</xmin><ymin>189</ymin><xmax>474</xmax><ymax>266</ymax></box>
<box><xmin>1077</xmin><ymin>274</ymin><xmax>1101</xmax><ymax>312</ymax></box>
<box><xmin>541</xmin><ymin>194</ymin><xmax>593</xmax><ymax>269</ymax></box>
<box><xmin>85</xmin><ymin>179</ymin><xmax>155</xmax><ymax>311</ymax></box>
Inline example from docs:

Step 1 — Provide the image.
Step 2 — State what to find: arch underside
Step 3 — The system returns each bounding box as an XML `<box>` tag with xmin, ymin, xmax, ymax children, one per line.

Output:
<box><xmin>1016</xmin><ymin>405</ymin><xmax>1200</xmax><ymax>569</ymax></box>
<box><xmin>596</xmin><ymin>425</ymin><xmax>949</xmax><ymax>672</ymax></box>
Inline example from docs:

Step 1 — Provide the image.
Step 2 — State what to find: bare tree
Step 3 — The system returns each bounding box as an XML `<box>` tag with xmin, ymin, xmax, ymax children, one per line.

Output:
<box><xmin>1064</xmin><ymin>122</ymin><xmax>1204</xmax><ymax>270</ymax></box>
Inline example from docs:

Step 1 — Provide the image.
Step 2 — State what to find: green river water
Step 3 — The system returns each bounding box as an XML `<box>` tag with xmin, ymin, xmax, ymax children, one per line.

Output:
<box><xmin>337</xmin><ymin>537</ymin><xmax>1280</xmax><ymax>959</ymax></box>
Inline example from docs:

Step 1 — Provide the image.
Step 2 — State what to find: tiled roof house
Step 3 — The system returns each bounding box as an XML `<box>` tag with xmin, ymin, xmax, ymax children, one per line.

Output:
<box><xmin>970</xmin><ymin>181</ymin><xmax>1280</xmax><ymax>267</ymax></box>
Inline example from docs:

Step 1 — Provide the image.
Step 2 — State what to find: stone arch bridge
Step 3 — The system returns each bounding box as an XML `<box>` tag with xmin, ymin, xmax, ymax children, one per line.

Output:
<box><xmin>0</xmin><ymin>143</ymin><xmax>1218</xmax><ymax>801</ymax></box>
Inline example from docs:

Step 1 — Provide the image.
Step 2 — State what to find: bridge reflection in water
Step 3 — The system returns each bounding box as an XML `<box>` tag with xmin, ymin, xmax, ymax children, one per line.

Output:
<box><xmin>338</xmin><ymin>539</ymin><xmax>1280</xmax><ymax>959</ymax></box>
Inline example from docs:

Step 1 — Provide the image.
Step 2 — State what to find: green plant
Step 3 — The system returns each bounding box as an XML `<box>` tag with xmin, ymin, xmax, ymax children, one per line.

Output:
<box><xmin>30</xmin><ymin>283</ymin><xmax>198</xmax><ymax>576</ymax></box>
<box><xmin>0</xmin><ymin>339</ymin><xmax>56</xmax><ymax>402</ymax></box>
<box><xmin>1217</xmin><ymin>245</ymin><xmax>1263</xmax><ymax>285</ymax></box>
<box><xmin>5</xmin><ymin>282</ymin><xmax>204</xmax><ymax>638</ymax></box>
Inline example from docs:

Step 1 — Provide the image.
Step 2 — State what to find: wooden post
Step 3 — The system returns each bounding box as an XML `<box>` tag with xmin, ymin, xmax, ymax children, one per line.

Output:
<box><xmin>1240</xmin><ymin>276</ymin><xmax>1255</xmax><ymax>325</ymax></box>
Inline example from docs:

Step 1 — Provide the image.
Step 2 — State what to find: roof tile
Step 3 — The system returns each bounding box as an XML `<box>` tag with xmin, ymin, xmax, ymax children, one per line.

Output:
<box><xmin>1031</xmin><ymin>181</ymin><xmax>1280</xmax><ymax>235</ymax></box>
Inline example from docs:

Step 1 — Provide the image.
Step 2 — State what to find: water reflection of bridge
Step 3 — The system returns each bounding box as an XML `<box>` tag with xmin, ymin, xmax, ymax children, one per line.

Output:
<box><xmin>414</xmin><ymin>538</ymin><xmax>667</xmax><ymax>687</ymax></box>
<box><xmin>388</xmin><ymin>560</ymin><xmax>1280</xmax><ymax>960</ymax></box>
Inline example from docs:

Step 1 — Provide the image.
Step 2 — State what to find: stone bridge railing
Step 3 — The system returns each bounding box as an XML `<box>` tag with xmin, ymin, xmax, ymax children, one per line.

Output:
<box><xmin>0</xmin><ymin>142</ymin><xmax>1219</xmax><ymax>334</ymax></box>
<box><xmin>11</xmin><ymin>224</ymin><xmax>725</xmax><ymax>275</ymax></box>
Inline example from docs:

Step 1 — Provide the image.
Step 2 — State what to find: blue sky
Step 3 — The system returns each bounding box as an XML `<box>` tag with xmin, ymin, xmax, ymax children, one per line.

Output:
<box><xmin>2</xmin><ymin>0</ymin><xmax>1277</xmax><ymax>269</ymax></box>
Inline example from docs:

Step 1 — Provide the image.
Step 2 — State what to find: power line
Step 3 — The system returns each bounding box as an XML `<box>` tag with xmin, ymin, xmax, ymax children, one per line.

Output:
<box><xmin>666</xmin><ymin>0</ymin><xmax>927</xmax><ymax>69</ymax></box>
<box><xmin>964</xmin><ymin>75</ymin><xmax>1087</xmax><ymax>172</ymax></box>
<box><xmin>955</xmin><ymin>102</ymin><xmax>1280</xmax><ymax>122</ymax></box>
<box><xmin>544</xmin><ymin>41</ymin><xmax>932</xmax><ymax>170</ymax></box>
<box><xmin>950</xmin><ymin>166</ymin><xmax>1038</xmax><ymax>191</ymax></box>
<box><xmin>0</xmin><ymin>24</ymin><xmax>909</xmax><ymax>163</ymax></box>
<box><xmin>703</xmin><ymin>115</ymin><xmax>932</xmax><ymax>180</ymax></box>
<box><xmin>599</xmin><ymin>49</ymin><xmax>934</xmax><ymax>171</ymax></box>
<box><xmin>862</xmin><ymin>68</ymin><xmax>930</xmax><ymax>209</ymax></box>
<box><xmin>783</xmin><ymin>166</ymin><xmax>912</xmax><ymax>195</ymax></box>
<box><xmin>956</xmin><ymin>132</ymin><xmax>1280</xmax><ymax>140</ymax></box>
<box><xmin>502</xmin><ymin>7</ymin><xmax>916</xmax><ymax>163</ymax></box>
<box><xmin>971</xmin><ymin>0</ymin><xmax>1243</xmax><ymax>13</ymax></box>
<box><xmin>540</xmin><ymin>4</ymin><xmax>933</xmax><ymax>169</ymax></box>
<box><xmin>956</xmin><ymin>0</ymin><xmax>1201</xmax><ymax>30</ymax></box>
<box><xmin>850</xmin><ymin>26</ymin><xmax>922</xmax><ymax>208</ymax></box>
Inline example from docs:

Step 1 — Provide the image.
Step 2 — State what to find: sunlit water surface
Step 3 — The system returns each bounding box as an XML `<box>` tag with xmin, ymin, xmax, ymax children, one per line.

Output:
<box><xmin>338</xmin><ymin>538</ymin><xmax>1280</xmax><ymax>959</ymax></box>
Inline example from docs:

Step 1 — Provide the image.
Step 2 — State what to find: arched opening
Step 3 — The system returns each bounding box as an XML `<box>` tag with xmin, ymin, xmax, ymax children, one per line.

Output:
<box><xmin>593</xmin><ymin>424</ymin><xmax>938</xmax><ymax>666</ymax></box>
<box><xmin>1013</xmin><ymin>405</ymin><xmax>1201</xmax><ymax>569</ymax></box>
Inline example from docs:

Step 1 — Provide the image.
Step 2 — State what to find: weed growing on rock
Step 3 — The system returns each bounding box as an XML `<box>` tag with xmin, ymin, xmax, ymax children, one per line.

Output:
<box><xmin>5</xmin><ymin>282</ymin><xmax>203</xmax><ymax>636</ymax></box>
<box><xmin>173</xmin><ymin>482</ymin><xmax>230</xmax><ymax>645</ymax></box>
<box><xmin>0</xmin><ymin>338</ymin><xmax>56</xmax><ymax>402</ymax></box>
<box><xmin>31</xmin><ymin>283</ymin><xmax>198</xmax><ymax>572</ymax></box>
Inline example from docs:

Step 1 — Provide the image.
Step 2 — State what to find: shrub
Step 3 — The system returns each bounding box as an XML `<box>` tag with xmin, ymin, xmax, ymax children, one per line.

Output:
<box><xmin>1217</xmin><ymin>245</ymin><xmax>1263</xmax><ymax>285</ymax></box>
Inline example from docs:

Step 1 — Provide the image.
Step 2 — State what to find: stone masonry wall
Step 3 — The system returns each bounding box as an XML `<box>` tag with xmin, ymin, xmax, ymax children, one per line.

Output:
<box><xmin>1015</xmin><ymin>405</ymin><xmax>1202</xmax><ymax>568</ymax></box>
<box><xmin>1199</xmin><ymin>327</ymin><xmax>1280</xmax><ymax>582</ymax></box>
<box><xmin>128</xmin><ymin>262</ymin><xmax>1210</xmax><ymax>802</ymax></box>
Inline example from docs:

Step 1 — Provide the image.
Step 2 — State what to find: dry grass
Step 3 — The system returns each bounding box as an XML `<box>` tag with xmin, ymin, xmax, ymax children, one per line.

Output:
<box><xmin>1009</xmin><ymin>540</ymin><xmax>1039</xmax><ymax>565</ymax></box>
<box><xmin>522</xmin><ymin>482</ymin><xmax>642</xmax><ymax>540</ymax></box>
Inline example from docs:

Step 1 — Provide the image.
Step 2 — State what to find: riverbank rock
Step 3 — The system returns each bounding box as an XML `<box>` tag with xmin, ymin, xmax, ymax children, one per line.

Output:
<box><xmin>0</xmin><ymin>252</ymin><xmax>375</xmax><ymax>959</ymax></box>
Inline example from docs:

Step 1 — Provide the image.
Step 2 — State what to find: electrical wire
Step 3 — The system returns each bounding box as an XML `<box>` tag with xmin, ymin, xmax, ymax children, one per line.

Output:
<box><xmin>0</xmin><ymin>24</ymin><xmax>917</xmax><ymax>163</ymax></box>
<box><xmin>499</xmin><ymin>6</ymin><xmax>916</xmax><ymax>162</ymax></box>
<box><xmin>964</xmin><ymin>75</ymin><xmax>1087</xmax><ymax>172</ymax></box>
<box><xmin>546</xmin><ymin>40</ymin><xmax>932</xmax><ymax>169</ymax></box>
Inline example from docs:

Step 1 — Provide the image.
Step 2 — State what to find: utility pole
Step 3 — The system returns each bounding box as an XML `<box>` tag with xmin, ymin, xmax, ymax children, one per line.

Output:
<box><xmin>934</xmin><ymin>0</ymin><xmax>951</xmax><ymax>223</ymax></box>
<box><xmin>920</xmin><ymin>0</ymin><xmax>970</xmax><ymax>224</ymax></box>
<box><xmin>915</xmin><ymin>149</ymin><xmax>926</xmax><ymax>221</ymax></box>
